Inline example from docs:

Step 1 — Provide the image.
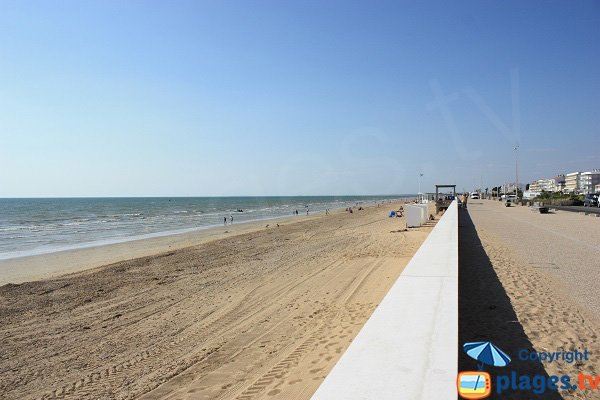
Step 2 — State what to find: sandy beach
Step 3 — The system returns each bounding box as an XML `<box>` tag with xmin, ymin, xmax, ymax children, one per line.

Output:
<box><xmin>460</xmin><ymin>200</ymin><xmax>600</xmax><ymax>400</ymax></box>
<box><xmin>0</xmin><ymin>213</ymin><xmax>322</xmax><ymax>287</ymax></box>
<box><xmin>0</xmin><ymin>201</ymin><xmax>432</xmax><ymax>400</ymax></box>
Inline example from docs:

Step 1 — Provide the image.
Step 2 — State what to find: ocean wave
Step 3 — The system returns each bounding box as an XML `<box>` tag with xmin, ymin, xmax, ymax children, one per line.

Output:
<box><xmin>0</xmin><ymin>196</ymin><xmax>411</xmax><ymax>259</ymax></box>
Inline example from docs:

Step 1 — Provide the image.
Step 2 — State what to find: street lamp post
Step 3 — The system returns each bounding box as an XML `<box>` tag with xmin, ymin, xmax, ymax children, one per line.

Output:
<box><xmin>418</xmin><ymin>173</ymin><xmax>423</xmax><ymax>203</ymax></box>
<box><xmin>514</xmin><ymin>145</ymin><xmax>519</xmax><ymax>198</ymax></box>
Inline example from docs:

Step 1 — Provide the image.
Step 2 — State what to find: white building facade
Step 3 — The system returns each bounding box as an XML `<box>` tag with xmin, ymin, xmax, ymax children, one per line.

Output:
<box><xmin>554</xmin><ymin>175</ymin><xmax>566</xmax><ymax>193</ymax></box>
<box><xmin>580</xmin><ymin>170</ymin><xmax>600</xmax><ymax>194</ymax></box>
<box><xmin>529</xmin><ymin>179</ymin><xmax>555</xmax><ymax>192</ymax></box>
<box><xmin>565</xmin><ymin>172</ymin><xmax>581</xmax><ymax>193</ymax></box>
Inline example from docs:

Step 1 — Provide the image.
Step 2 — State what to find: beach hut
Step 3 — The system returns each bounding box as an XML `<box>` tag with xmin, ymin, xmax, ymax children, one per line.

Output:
<box><xmin>416</xmin><ymin>204</ymin><xmax>428</xmax><ymax>223</ymax></box>
<box><xmin>405</xmin><ymin>204</ymin><xmax>426</xmax><ymax>227</ymax></box>
<box><xmin>417</xmin><ymin>192</ymin><xmax>435</xmax><ymax>204</ymax></box>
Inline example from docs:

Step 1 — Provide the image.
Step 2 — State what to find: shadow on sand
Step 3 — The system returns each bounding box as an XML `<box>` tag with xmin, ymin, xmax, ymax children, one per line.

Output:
<box><xmin>458</xmin><ymin>209</ymin><xmax>564</xmax><ymax>400</ymax></box>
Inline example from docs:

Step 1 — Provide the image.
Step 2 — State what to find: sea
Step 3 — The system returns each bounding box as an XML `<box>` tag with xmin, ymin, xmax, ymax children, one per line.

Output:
<box><xmin>0</xmin><ymin>196</ymin><xmax>412</xmax><ymax>260</ymax></box>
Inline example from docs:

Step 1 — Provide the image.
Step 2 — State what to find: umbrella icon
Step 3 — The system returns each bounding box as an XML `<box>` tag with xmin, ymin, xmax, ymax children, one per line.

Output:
<box><xmin>463</xmin><ymin>341</ymin><xmax>511</xmax><ymax>371</ymax></box>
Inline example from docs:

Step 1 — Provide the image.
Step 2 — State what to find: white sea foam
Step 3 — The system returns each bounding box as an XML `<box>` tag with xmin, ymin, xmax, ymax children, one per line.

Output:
<box><xmin>0</xmin><ymin>196</ymin><xmax>411</xmax><ymax>260</ymax></box>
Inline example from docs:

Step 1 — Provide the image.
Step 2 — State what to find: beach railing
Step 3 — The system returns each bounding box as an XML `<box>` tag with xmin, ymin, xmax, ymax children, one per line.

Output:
<box><xmin>311</xmin><ymin>201</ymin><xmax>458</xmax><ymax>400</ymax></box>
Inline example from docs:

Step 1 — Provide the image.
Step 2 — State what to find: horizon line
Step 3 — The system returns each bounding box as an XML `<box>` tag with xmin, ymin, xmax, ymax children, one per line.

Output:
<box><xmin>0</xmin><ymin>194</ymin><xmax>418</xmax><ymax>199</ymax></box>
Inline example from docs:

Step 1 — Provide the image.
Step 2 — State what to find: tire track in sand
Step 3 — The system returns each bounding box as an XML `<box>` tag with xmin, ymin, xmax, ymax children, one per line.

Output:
<box><xmin>36</xmin><ymin>253</ymin><xmax>353</xmax><ymax>400</ymax></box>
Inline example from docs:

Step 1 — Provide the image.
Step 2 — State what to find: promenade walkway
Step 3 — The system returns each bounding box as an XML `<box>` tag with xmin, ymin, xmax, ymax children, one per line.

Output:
<box><xmin>468</xmin><ymin>199</ymin><xmax>600</xmax><ymax>323</ymax></box>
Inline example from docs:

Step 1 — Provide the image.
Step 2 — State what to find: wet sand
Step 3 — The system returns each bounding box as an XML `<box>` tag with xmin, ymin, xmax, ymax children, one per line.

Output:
<box><xmin>0</xmin><ymin>214</ymin><xmax>310</xmax><ymax>286</ymax></box>
<box><xmin>0</xmin><ymin>202</ymin><xmax>432</xmax><ymax>400</ymax></box>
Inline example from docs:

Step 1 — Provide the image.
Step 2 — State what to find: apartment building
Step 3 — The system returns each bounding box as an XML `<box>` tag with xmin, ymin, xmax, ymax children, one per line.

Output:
<box><xmin>529</xmin><ymin>179</ymin><xmax>555</xmax><ymax>192</ymax></box>
<box><xmin>565</xmin><ymin>172</ymin><xmax>581</xmax><ymax>193</ymax></box>
<box><xmin>554</xmin><ymin>175</ymin><xmax>566</xmax><ymax>192</ymax></box>
<box><xmin>580</xmin><ymin>170</ymin><xmax>600</xmax><ymax>194</ymax></box>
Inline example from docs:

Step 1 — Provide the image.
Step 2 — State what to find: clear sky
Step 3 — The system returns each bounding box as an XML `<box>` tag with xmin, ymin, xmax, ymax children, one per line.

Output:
<box><xmin>1</xmin><ymin>0</ymin><xmax>599</xmax><ymax>196</ymax></box>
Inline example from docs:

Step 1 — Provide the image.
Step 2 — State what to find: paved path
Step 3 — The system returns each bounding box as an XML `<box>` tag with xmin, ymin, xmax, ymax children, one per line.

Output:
<box><xmin>467</xmin><ymin>200</ymin><xmax>600</xmax><ymax>324</ymax></box>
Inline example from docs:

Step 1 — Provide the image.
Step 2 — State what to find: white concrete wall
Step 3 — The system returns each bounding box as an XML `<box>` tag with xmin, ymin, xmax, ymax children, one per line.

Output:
<box><xmin>311</xmin><ymin>201</ymin><xmax>458</xmax><ymax>400</ymax></box>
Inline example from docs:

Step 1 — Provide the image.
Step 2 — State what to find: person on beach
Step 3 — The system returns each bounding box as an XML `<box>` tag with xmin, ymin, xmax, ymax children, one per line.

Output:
<box><xmin>224</xmin><ymin>217</ymin><xmax>227</xmax><ymax>226</ymax></box>
<box><xmin>230</xmin><ymin>215</ymin><xmax>233</xmax><ymax>224</ymax></box>
<box><xmin>326</xmin><ymin>209</ymin><xmax>329</xmax><ymax>215</ymax></box>
<box><xmin>306</xmin><ymin>209</ymin><xmax>309</xmax><ymax>215</ymax></box>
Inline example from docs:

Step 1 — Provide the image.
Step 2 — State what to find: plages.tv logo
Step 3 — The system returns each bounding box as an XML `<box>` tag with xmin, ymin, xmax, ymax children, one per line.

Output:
<box><xmin>457</xmin><ymin>341</ymin><xmax>511</xmax><ymax>399</ymax></box>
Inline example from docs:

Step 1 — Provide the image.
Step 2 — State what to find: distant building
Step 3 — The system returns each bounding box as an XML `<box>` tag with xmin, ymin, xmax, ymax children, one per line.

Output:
<box><xmin>529</xmin><ymin>180</ymin><xmax>540</xmax><ymax>192</ymax></box>
<box><xmin>553</xmin><ymin>175</ymin><xmax>566</xmax><ymax>192</ymax></box>
<box><xmin>596</xmin><ymin>184</ymin><xmax>600</xmax><ymax>193</ymax></box>
<box><xmin>529</xmin><ymin>179</ymin><xmax>555</xmax><ymax>192</ymax></box>
<box><xmin>580</xmin><ymin>170</ymin><xmax>600</xmax><ymax>194</ymax></box>
<box><xmin>501</xmin><ymin>182</ymin><xmax>526</xmax><ymax>194</ymax></box>
<box><xmin>565</xmin><ymin>172</ymin><xmax>581</xmax><ymax>193</ymax></box>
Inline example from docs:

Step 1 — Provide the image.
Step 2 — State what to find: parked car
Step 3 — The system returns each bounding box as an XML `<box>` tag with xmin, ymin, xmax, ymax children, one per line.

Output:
<box><xmin>504</xmin><ymin>194</ymin><xmax>518</xmax><ymax>206</ymax></box>
<box><xmin>470</xmin><ymin>192</ymin><xmax>480</xmax><ymax>200</ymax></box>
<box><xmin>583</xmin><ymin>193</ymin><xmax>598</xmax><ymax>207</ymax></box>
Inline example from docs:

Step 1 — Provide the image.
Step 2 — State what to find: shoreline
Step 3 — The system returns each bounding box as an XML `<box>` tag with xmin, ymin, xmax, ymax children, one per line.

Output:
<box><xmin>0</xmin><ymin>209</ymin><xmax>336</xmax><ymax>286</ymax></box>
<box><xmin>0</xmin><ymin>196</ymin><xmax>411</xmax><ymax>263</ymax></box>
<box><xmin>0</xmin><ymin>210</ymin><xmax>327</xmax><ymax>261</ymax></box>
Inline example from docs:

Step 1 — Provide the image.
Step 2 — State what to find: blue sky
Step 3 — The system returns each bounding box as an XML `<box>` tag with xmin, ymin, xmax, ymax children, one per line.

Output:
<box><xmin>1</xmin><ymin>0</ymin><xmax>599</xmax><ymax>196</ymax></box>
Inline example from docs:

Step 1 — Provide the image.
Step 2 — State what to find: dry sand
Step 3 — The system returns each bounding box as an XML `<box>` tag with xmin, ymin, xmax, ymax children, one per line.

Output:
<box><xmin>460</xmin><ymin>200</ymin><xmax>599</xmax><ymax>400</ymax></box>
<box><xmin>0</xmin><ymin>202</ymin><xmax>432</xmax><ymax>400</ymax></box>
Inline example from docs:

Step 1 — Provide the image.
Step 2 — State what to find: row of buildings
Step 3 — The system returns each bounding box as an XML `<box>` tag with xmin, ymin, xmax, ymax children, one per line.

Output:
<box><xmin>529</xmin><ymin>170</ymin><xmax>600</xmax><ymax>194</ymax></box>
